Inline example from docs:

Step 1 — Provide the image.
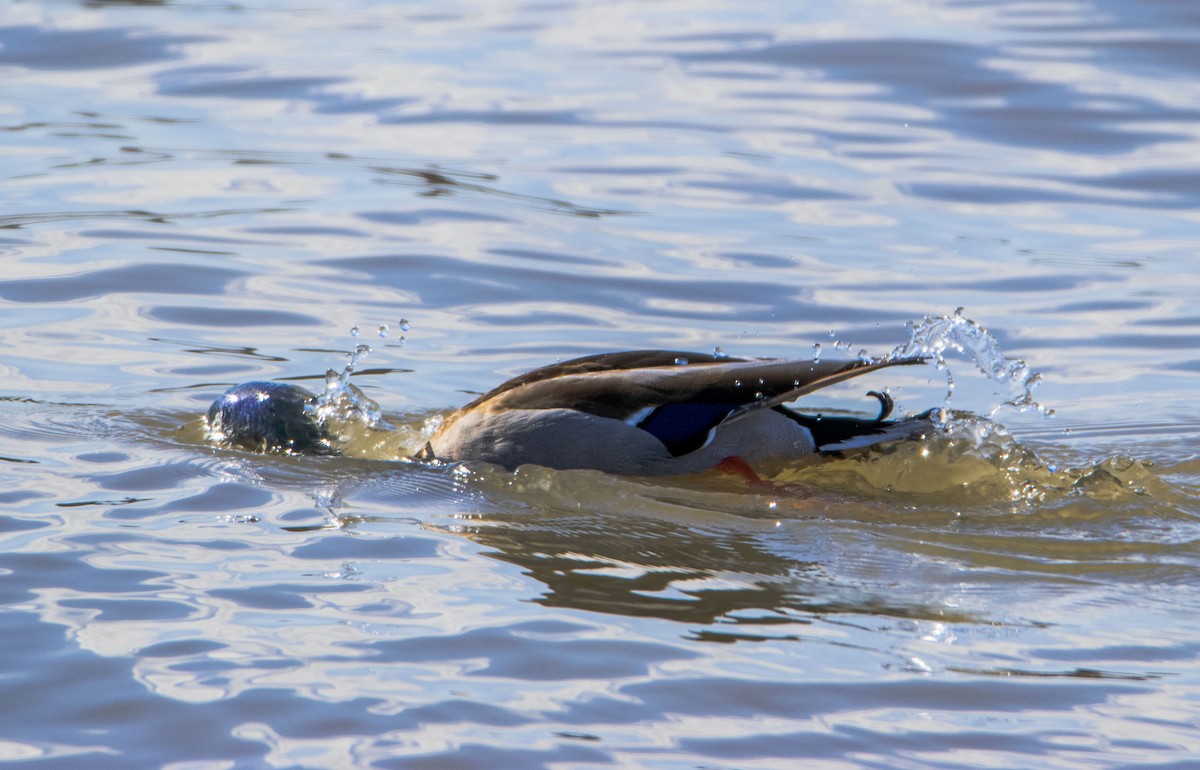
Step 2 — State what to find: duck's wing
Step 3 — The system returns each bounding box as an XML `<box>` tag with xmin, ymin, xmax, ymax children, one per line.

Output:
<box><xmin>463</xmin><ymin>349</ymin><xmax>741</xmax><ymax>406</ymax></box>
<box><xmin>476</xmin><ymin>352</ymin><xmax>925</xmax><ymax>457</ymax></box>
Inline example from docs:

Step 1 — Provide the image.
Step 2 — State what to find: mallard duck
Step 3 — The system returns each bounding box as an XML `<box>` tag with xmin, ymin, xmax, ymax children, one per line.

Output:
<box><xmin>206</xmin><ymin>350</ymin><xmax>930</xmax><ymax>475</ymax></box>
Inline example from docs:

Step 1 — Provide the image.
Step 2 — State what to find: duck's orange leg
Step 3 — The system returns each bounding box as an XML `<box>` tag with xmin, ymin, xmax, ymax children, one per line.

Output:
<box><xmin>715</xmin><ymin>455</ymin><xmax>769</xmax><ymax>487</ymax></box>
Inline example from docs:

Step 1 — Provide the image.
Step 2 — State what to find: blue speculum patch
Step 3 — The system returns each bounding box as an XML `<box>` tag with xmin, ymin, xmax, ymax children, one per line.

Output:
<box><xmin>635</xmin><ymin>401</ymin><xmax>738</xmax><ymax>456</ymax></box>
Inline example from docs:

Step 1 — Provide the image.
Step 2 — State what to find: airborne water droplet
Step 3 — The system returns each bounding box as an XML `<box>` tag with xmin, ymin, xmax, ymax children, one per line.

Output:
<box><xmin>888</xmin><ymin>309</ymin><xmax>1052</xmax><ymax>416</ymax></box>
<box><xmin>398</xmin><ymin>318</ymin><xmax>411</xmax><ymax>332</ymax></box>
<box><xmin>349</xmin><ymin>325</ymin><xmax>360</xmax><ymax>338</ymax></box>
<box><xmin>675</xmin><ymin>357</ymin><xmax>689</xmax><ymax>366</ymax></box>
<box><xmin>377</xmin><ymin>323</ymin><xmax>390</xmax><ymax>339</ymax></box>
<box><xmin>311</xmin><ymin>339</ymin><xmax>390</xmax><ymax>436</ymax></box>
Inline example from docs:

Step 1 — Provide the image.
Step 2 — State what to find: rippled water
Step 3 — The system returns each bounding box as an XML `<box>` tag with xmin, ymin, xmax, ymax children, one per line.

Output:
<box><xmin>2</xmin><ymin>1</ymin><xmax>1199</xmax><ymax>768</ymax></box>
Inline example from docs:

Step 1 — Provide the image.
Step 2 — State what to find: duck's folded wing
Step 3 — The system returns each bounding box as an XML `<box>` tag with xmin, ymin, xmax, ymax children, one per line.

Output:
<box><xmin>469</xmin><ymin>349</ymin><xmax>743</xmax><ymax>404</ymax></box>
<box><xmin>480</xmin><ymin>355</ymin><xmax>925</xmax><ymax>456</ymax></box>
<box><xmin>489</xmin><ymin>355</ymin><xmax>919</xmax><ymax>412</ymax></box>
<box><xmin>718</xmin><ymin>356</ymin><xmax>925</xmax><ymax>423</ymax></box>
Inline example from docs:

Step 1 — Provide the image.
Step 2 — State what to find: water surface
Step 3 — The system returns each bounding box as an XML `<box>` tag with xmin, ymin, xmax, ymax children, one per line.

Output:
<box><xmin>1</xmin><ymin>1</ymin><xmax>1199</xmax><ymax>768</ymax></box>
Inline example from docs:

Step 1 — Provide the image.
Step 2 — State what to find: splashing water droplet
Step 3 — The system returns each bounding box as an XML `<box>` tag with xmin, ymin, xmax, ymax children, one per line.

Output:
<box><xmin>811</xmin><ymin>343</ymin><xmax>822</xmax><ymax>363</ymax></box>
<box><xmin>398</xmin><ymin>318</ymin><xmax>411</xmax><ymax>332</ymax></box>
<box><xmin>712</xmin><ymin>346</ymin><xmax>728</xmax><ymax>359</ymax></box>
<box><xmin>349</xmin><ymin>325</ymin><xmax>360</xmax><ymax>338</ymax></box>
<box><xmin>675</xmin><ymin>357</ymin><xmax>689</xmax><ymax>366</ymax></box>
<box><xmin>888</xmin><ymin>308</ymin><xmax>1052</xmax><ymax>416</ymax></box>
<box><xmin>307</xmin><ymin>342</ymin><xmax>388</xmax><ymax>429</ymax></box>
<box><xmin>377</xmin><ymin>323</ymin><xmax>389</xmax><ymax>339</ymax></box>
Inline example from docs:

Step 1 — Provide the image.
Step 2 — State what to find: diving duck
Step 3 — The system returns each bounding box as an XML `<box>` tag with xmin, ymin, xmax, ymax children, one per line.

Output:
<box><xmin>206</xmin><ymin>350</ymin><xmax>931</xmax><ymax>476</ymax></box>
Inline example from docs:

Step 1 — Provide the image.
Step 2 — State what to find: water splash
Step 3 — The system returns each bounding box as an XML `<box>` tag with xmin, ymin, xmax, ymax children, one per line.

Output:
<box><xmin>770</xmin><ymin>310</ymin><xmax>1170</xmax><ymax>510</ymax></box>
<box><xmin>306</xmin><ymin>332</ymin><xmax>390</xmax><ymax>443</ymax></box>
<box><xmin>281</xmin><ymin>320</ymin><xmax>438</xmax><ymax>460</ymax></box>
<box><xmin>887</xmin><ymin>308</ymin><xmax>1053</xmax><ymax>418</ymax></box>
<box><xmin>775</xmin><ymin>408</ymin><xmax>1154</xmax><ymax>509</ymax></box>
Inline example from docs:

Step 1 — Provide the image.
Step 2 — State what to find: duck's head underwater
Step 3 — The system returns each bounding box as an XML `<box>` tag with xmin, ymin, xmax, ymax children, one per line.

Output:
<box><xmin>205</xmin><ymin>349</ymin><xmax>935</xmax><ymax>476</ymax></box>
